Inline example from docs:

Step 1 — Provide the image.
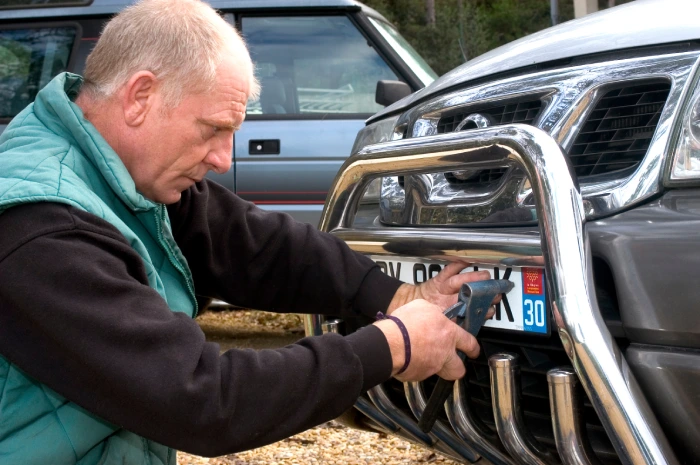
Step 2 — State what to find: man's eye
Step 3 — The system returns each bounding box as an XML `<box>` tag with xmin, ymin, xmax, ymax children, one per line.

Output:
<box><xmin>206</xmin><ymin>126</ymin><xmax>221</xmax><ymax>139</ymax></box>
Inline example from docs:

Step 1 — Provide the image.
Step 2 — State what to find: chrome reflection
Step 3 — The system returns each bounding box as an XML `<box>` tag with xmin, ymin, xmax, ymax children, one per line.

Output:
<box><xmin>319</xmin><ymin>125</ymin><xmax>678</xmax><ymax>465</ymax></box>
<box><xmin>548</xmin><ymin>368</ymin><xmax>602</xmax><ymax>465</ymax></box>
<box><xmin>405</xmin><ymin>381</ymin><xmax>480</xmax><ymax>462</ymax></box>
<box><xmin>379</xmin><ymin>167</ymin><xmax>533</xmax><ymax>225</ymax></box>
<box><xmin>446</xmin><ymin>377</ymin><xmax>517</xmax><ymax>465</ymax></box>
<box><xmin>329</xmin><ymin>227</ymin><xmax>543</xmax><ymax>267</ymax></box>
<box><xmin>455</xmin><ymin>113</ymin><xmax>493</xmax><ymax>131</ymax></box>
<box><xmin>354</xmin><ymin>396</ymin><xmax>399</xmax><ymax>434</ymax></box>
<box><xmin>366</xmin><ymin>385</ymin><xmax>434</xmax><ymax>447</ymax></box>
<box><xmin>489</xmin><ymin>353</ymin><xmax>558</xmax><ymax>465</ymax></box>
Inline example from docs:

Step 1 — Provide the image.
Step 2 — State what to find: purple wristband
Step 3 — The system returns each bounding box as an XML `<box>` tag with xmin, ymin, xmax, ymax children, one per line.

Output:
<box><xmin>376</xmin><ymin>311</ymin><xmax>411</xmax><ymax>375</ymax></box>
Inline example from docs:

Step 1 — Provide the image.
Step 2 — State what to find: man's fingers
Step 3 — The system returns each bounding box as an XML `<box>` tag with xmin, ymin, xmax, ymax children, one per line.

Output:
<box><xmin>437</xmin><ymin>351</ymin><xmax>466</xmax><ymax>380</ymax></box>
<box><xmin>455</xmin><ymin>329</ymin><xmax>480</xmax><ymax>360</ymax></box>
<box><xmin>439</xmin><ymin>261</ymin><xmax>471</xmax><ymax>279</ymax></box>
<box><xmin>446</xmin><ymin>269</ymin><xmax>491</xmax><ymax>289</ymax></box>
<box><xmin>486</xmin><ymin>305</ymin><xmax>495</xmax><ymax>319</ymax></box>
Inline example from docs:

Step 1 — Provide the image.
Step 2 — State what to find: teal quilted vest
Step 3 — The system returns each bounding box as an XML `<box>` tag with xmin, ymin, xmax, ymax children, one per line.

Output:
<box><xmin>0</xmin><ymin>73</ymin><xmax>198</xmax><ymax>465</ymax></box>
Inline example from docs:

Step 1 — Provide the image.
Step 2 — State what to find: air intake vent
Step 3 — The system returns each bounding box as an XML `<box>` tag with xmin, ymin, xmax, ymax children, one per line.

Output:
<box><xmin>570</xmin><ymin>81</ymin><xmax>671</xmax><ymax>178</ymax></box>
<box><xmin>437</xmin><ymin>98</ymin><xmax>543</xmax><ymax>134</ymax></box>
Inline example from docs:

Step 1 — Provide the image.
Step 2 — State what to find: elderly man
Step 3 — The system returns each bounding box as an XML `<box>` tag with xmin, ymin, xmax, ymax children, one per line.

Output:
<box><xmin>0</xmin><ymin>0</ymin><xmax>491</xmax><ymax>464</ymax></box>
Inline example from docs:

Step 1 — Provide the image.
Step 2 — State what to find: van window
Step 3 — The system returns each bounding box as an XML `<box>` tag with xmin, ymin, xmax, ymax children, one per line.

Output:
<box><xmin>242</xmin><ymin>16</ymin><xmax>399</xmax><ymax>116</ymax></box>
<box><xmin>0</xmin><ymin>26</ymin><xmax>76</xmax><ymax>120</ymax></box>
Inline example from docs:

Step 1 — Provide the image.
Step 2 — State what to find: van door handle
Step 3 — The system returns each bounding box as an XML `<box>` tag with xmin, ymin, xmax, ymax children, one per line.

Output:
<box><xmin>249</xmin><ymin>139</ymin><xmax>280</xmax><ymax>155</ymax></box>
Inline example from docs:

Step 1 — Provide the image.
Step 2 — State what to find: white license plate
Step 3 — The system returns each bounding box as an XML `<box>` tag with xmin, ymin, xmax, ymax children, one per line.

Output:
<box><xmin>371</xmin><ymin>256</ymin><xmax>548</xmax><ymax>335</ymax></box>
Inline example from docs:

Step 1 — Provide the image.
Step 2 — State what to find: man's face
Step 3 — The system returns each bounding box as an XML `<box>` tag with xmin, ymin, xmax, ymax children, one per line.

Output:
<box><xmin>126</xmin><ymin>55</ymin><xmax>249</xmax><ymax>204</ymax></box>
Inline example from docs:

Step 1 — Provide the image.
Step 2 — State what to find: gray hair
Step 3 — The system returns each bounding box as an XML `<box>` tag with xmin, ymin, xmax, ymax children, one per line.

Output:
<box><xmin>82</xmin><ymin>0</ymin><xmax>260</xmax><ymax>106</ymax></box>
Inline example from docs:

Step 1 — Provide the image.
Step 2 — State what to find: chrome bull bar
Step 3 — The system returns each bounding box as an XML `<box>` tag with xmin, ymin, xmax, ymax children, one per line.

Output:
<box><xmin>305</xmin><ymin>125</ymin><xmax>677</xmax><ymax>465</ymax></box>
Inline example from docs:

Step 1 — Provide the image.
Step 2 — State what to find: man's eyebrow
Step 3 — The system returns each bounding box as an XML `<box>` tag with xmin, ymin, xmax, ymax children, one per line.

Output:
<box><xmin>198</xmin><ymin>117</ymin><xmax>238</xmax><ymax>130</ymax></box>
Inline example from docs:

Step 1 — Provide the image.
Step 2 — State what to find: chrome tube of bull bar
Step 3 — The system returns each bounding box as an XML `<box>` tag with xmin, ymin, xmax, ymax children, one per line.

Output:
<box><xmin>489</xmin><ymin>353</ymin><xmax>558</xmax><ymax>465</ymax></box>
<box><xmin>404</xmin><ymin>381</ymin><xmax>480</xmax><ymax>462</ymax></box>
<box><xmin>366</xmin><ymin>385</ymin><xmax>434</xmax><ymax>447</ymax></box>
<box><xmin>548</xmin><ymin>368</ymin><xmax>602</xmax><ymax>465</ymax></box>
<box><xmin>317</xmin><ymin>125</ymin><xmax>677</xmax><ymax>465</ymax></box>
<box><xmin>354</xmin><ymin>396</ymin><xmax>400</xmax><ymax>434</ymax></box>
<box><xmin>446</xmin><ymin>377</ymin><xmax>517</xmax><ymax>465</ymax></box>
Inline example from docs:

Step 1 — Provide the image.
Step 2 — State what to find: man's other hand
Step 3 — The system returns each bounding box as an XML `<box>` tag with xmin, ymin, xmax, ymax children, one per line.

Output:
<box><xmin>386</xmin><ymin>261</ymin><xmax>494</xmax><ymax>312</ymax></box>
<box><xmin>373</xmin><ymin>299</ymin><xmax>479</xmax><ymax>382</ymax></box>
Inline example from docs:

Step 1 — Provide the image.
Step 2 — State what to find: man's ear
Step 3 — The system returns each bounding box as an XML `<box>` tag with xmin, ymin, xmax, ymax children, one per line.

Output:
<box><xmin>121</xmin><ymin>71</ymin><xmax>159</xmax><ymax>127</ymax></box>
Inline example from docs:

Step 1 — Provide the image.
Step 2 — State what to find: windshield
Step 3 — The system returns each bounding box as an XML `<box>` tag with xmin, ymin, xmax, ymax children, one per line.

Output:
<box><xmin>369</xmin><ymin>17</ymin><xmax>437</xmax><ymax>87</ymax></box>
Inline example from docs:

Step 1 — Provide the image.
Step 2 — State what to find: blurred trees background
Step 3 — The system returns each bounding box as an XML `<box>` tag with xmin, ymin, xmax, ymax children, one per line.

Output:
<box><xmin>363</xmin><ymin>0</ymin><xmax>635</xmax><ymax>76</ymax></box>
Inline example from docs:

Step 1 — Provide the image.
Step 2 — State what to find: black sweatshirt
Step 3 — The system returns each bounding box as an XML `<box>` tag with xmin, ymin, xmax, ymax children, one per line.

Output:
<box><xmin>0</xmin><ymin>179</ymin><xmax>403</xmax><ymax>456</ymax></box>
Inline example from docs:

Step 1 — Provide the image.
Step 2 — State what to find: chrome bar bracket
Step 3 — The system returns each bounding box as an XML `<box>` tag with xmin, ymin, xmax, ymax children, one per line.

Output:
<box><xmin>446</xmin><ymin>377</ymin><xmax>517</xmax><ymax>465</ymax></box>
<box><xmin>354</xmin><ymin>396</ymin><xmax>399</xmax><ymax>434</ymax></box>
<box><xmin>366</xmin><ymin>385</ymin><xmax>434</xmax><ymax>447</ymax></box>
<box><xmin>548</xmin><ymin>367</ymin><xmax>602</xmax><ymax>465</ymax></box>
<box><xmin>405</xmin><ymin>381</ymin><xmax>481</xmax><ymax>463</ymax></box>
<box><xmin>489</xmin><ymin>353</ymin><xmax>558</xmax><ymax>465</ymax></box>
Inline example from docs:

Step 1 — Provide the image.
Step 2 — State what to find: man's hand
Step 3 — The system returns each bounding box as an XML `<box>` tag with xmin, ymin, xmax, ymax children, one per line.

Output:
<box><xmin>387</xmin><ymin>261</ymin><xmax>493</xmax><ymax>312</ymax></box>
<box><xmin>374</xmin><ymin>299</ymin><xmax>479</xmax><ymax>382</ymax></box>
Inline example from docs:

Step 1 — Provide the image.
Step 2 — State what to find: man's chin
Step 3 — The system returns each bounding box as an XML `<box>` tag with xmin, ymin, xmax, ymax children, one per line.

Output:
<box><xmin>142</xmin><ymin>188</ymin><xmax>183</xmax><ymax>205</ymax></box>
<box><xmin>161</xmin><ymin>190</ymin><xmax>184</xmax><ymax>204</ymax></box>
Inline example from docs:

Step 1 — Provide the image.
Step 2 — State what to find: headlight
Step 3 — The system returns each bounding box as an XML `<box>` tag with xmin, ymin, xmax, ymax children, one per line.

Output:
<box><xmin>351</xmin><ymin>115</ymin><xmax>404</xmax><ymax>202</ymax></box>
<box><xmin>351</xmin><ymin>114</ymin><xmax>403</xmax><ymax>156</ymax></box>
<box><xmin>669</xmin><ymin>65</ymin><xmax>700</xmax><ymax>183</ymax></box>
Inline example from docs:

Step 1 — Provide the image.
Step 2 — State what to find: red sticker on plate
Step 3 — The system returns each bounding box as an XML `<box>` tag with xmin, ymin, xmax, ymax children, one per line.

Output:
<box><xmin>522</xmin><ymin>268</ymin><xmax>543</xmax><ymax>295</ymax></box>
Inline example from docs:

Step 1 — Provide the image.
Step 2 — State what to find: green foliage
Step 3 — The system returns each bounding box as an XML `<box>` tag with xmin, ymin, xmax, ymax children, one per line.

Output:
<box><xmin>362</xmin><ymin>0</ymin><xmax>636</xmax><ymax>76</ymax></box>
<box><xmin>0</xmin><ymin>39</ymin><xmax>30</xmax><ymax>79</ymax></box>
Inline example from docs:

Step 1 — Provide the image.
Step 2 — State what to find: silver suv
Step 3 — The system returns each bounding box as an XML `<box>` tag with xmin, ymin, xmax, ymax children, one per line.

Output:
<box><xmin>307</xmin><ymin>1</ymin><xmax>700</xmax><ymax>464</ymax></box>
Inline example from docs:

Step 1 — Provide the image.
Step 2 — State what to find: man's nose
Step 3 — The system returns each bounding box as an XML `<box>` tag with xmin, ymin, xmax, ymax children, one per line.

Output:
<box><xmin>205</xmin><ymin>137</ymin><xmax>233</xmax><ymax>174</ymax></box>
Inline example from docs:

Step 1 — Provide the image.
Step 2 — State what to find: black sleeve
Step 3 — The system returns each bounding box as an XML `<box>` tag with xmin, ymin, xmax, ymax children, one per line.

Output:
<box><xmin>0</xmin><ymin>203</ymin><xmax>392</xmax><ymax>456</ymax></box>
<box><xmin>166</xmin><ymin>180</ymin><xmax>403</xmax><ymax>318</ymax></box>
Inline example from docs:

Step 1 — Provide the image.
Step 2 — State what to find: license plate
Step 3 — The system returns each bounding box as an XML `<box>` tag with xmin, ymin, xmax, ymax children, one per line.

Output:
<box><xmin>371</xmin><ymin>256</ymin><xmax>548</xmax><ymax>335</ymax></box>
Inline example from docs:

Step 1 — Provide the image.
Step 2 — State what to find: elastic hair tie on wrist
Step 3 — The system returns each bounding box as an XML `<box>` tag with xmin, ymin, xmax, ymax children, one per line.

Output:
<box><xmin>376</xmin><ymin>311</ymin><xmax>411</xmax><ymax>375</ymax></box>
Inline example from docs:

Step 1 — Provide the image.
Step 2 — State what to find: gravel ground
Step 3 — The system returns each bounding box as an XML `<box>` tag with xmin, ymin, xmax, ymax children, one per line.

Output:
<box><xmin>177</xmin><ymin>420</ymin><xmax>460</xmax><ymax>465</ymax></box>
<box><xmin>180</xmin><ymin>309</ymin><xmax>461</xmax><ymax>465</ymax></box>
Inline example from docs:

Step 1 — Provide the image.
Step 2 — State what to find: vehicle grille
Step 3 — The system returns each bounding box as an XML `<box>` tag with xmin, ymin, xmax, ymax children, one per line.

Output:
<box><xmin>466</xmin><ymin>331</ymin><xmax>619</xmax><ymax>463</ymax></box>
<box><xmin>436</xmin><ymin>98</ymin><xmax>544</xmax><ymax>134</ymax></box>
<box><xmin>380</xmin><ymin>329</ymin><xmax>621</xmax><ymax>464</ymax></box>
<box><xmin>569</xmin><ymin>80</ymin><xmax>671</xmax><ymax>178</ymax></box>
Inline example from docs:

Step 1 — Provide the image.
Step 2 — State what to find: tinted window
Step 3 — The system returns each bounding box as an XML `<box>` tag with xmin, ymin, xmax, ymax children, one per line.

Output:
<box><xmin>0</xmin><ymin>27</ymin><xmax>76</xmax><ymax>119</ymax></box>
<box><xmin>242</xmin><ymin>16</ymin><xmax>398</xmax><ymax>116</ymax></box>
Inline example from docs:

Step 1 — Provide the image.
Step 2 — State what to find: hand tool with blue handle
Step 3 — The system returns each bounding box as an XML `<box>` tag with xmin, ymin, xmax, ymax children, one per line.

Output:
<box><xmin>418</xmin><ymin>278</ymin><xmax>514</xmax><ymax>434</ymax></box>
